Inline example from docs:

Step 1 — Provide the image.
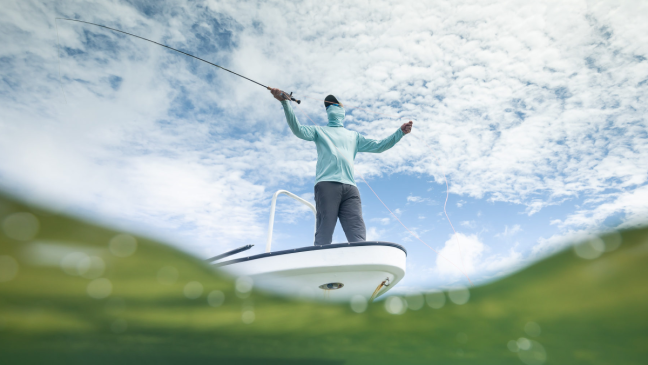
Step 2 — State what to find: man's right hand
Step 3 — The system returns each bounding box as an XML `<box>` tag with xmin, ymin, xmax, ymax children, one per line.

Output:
<box><xmin>270</xmin><ymin>88</ymin><xmax>289</xmax><ymax>102</ymax></box>
<box><xmin>401</xmin><ymin>121</ymin><xmax>413</xmax><ymax>134</ymax></box>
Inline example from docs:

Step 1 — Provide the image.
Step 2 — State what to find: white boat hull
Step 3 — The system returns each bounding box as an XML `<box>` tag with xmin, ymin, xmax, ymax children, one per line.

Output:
<box><xmin>215</xmin><ymin>242</ymin><xmax>406</xmax><ymax>302</ymax></box>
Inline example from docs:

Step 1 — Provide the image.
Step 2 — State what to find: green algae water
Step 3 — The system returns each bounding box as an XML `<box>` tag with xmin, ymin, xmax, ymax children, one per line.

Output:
<box><xmin>0</xmin><ymin>192</ymin><xmax>647</xmax><ymax>364</ymax></box>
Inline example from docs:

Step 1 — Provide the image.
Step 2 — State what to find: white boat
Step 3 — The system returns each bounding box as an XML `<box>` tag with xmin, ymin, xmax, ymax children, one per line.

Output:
<box><xmin>211</xmin><ymin>190</ymin><xmax>406</xmax><ymax>302</ymax></box>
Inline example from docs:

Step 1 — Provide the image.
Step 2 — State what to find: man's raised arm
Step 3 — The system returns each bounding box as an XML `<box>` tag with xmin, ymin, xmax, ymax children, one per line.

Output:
<box><xmin>270</xmin><ymin>88</ymin><xmax>317</xmax><ymax>142</ymax></box>
<box><xmin>357</xmin><ymin>121</ymin><xmax>413</xmax><ymax>153</ymax></box>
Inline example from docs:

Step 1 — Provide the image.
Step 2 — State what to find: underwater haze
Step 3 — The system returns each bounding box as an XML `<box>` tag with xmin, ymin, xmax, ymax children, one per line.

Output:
<box><xmin>1</xmin><ymin>192</ymin><xmax>647</xmax><ymax>364</ymax></box>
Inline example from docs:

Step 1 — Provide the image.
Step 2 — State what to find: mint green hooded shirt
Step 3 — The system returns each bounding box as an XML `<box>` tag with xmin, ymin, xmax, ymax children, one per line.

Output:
<box><xmin>280</xmin><ymin>100</ymin><xmax>405</xmax><ymax>186</ymax></box>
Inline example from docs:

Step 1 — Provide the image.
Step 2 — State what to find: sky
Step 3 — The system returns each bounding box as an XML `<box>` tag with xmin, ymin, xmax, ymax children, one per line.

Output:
<box><xmin>1</xmin><ymin>0</ymin><xmax>647</xmax><ymax>292</ymax></box>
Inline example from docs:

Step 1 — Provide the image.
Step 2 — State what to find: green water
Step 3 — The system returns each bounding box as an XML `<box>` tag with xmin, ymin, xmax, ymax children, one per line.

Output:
<box><xmin>0</xmin><ymin>193</ymin><xmax>646</xmax><ymax>364</ymax></box>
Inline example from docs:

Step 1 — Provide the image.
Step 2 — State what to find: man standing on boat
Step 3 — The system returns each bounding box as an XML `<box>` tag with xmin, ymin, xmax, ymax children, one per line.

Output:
<box><xmin>270</xmin><ymin>88</ymin><xmax>413</xmax><ymax>246</ymax></box>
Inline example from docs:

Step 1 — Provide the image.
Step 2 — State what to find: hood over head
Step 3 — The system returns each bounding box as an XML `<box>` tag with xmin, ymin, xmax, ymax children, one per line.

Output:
<box><xmin>326</xmin><ymin>105</ymin><xmax>345</xmax><ymax>127</ymax></box>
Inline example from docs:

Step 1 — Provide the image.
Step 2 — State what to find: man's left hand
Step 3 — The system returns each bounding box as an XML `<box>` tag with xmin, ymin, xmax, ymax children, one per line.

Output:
<box><xmin>401</xmin><ymin>121</ymin><xmax>413</xmax><ymax>134</ymax></box>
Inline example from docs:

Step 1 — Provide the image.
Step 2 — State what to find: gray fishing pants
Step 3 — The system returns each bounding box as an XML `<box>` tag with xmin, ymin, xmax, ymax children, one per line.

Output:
<box><xmin>314</xmin><ymin>181</ymin><xmax>366</xmax><ymax>245</ymax></box>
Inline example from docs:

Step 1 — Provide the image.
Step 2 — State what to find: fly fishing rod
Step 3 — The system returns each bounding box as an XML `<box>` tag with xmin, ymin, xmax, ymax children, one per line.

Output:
<box><xmin>205</xmin><ymin>244</ymin><xmax>254</xmax><ymax>263</ymax></box>
<box><xmin>56</xmin><ymin>17</ymin><xmax>301</xmax><ymax>104</ymax></box>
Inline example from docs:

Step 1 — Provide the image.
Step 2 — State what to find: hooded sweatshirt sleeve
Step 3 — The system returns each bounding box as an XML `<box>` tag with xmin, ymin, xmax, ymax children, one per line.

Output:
<box><xmin>357</xmin><ymin>128</ymin><xmax>404</xmax><ymax>153</ymax></box>
<box><xmin>281</xmin><ymin>100</ymin><xmax>317</xmax><ymax>141</ymax></box>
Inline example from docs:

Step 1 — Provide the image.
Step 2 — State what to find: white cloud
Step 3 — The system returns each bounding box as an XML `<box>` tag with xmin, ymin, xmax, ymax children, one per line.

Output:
<box><xmin>435</xmin><ymin>233</ymin><xmax>524</xmax><ymax>284</ymax></box>
<box><xmin>407</xmin><ymin>195</ymin><xmax>427</xmax><ymax>203</ymax></box>
<box><xmin>436</xmin><ymin>233</ymin><xmax>485</xmax><ymax>279</ymax></box>
<box><xmin>460</xmin><ymin>220</ymin><xmax>475</xmax><ymax>228</ymax></box>
<box><xmin>371</xmin><ymin>217</ymin><xmax>391</xmax><ymax>226</ymax></box>
<box><xmin>366</xmin><ymin>227</ymin><xmax>385</xmax><ymax>241</ymax></box>
<box><xmin>532</xmin><ymin>229</ymin><xmax>593</xmax><ymax>258</ymax></box>
<box><xmin>552</xmin><ymin>185</ymin><xmax>648</xmax><ymax>230</ymax></box>
<box><xmin>1</xmin><ymin>0</ymin><xmax>647</xmax><ymax>272</ymax></box>
<box><xmin>495</xmin><ymin>224</ymin><xmax>522</xmax><ymax>238</ymax></box>
<box><xmin>482</xmin><ymin>244</ymin><xmax>524</xmax><ymax>278</ymax></box>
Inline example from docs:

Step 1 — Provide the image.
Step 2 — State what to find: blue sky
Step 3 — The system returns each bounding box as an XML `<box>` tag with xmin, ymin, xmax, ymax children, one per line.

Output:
<box><xmin>1</xmin><ymin>0</ymin><xmax>647</xmax><ymax>291</ymax></box>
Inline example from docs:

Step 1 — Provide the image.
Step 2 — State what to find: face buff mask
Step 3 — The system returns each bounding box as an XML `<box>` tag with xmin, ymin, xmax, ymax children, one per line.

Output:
<box><xmin>326</xmin><ymin>105</ymin><xmax>345</xmax><ymax>127</ymax></box>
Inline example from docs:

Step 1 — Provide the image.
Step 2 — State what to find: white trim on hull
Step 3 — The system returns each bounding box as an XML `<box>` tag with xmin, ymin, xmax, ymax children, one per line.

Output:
<box><xmin>216</xmin><ymin>242</ymin><xmax>406</xmax><ymax>302</ymax></box>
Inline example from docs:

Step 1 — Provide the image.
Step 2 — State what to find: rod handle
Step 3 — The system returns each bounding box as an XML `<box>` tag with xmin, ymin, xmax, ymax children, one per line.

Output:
<box><xmin>288</xmin><ymin>92</ymin><xmax>301</xmax><ymax>104</ymax></box>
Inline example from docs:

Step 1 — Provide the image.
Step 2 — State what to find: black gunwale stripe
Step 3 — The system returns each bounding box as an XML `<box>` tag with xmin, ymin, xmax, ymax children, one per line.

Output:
<box><xmin>212</xmin><ymin>241</ymin><xmax>406</xmax><ymax>268</ymax></box>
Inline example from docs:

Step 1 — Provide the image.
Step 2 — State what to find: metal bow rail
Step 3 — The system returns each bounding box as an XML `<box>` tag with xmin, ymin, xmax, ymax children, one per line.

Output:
<box><xmin>266</xmin><ymin>190</ymin><xmax>317</xmax><ymax>253</ymax></box>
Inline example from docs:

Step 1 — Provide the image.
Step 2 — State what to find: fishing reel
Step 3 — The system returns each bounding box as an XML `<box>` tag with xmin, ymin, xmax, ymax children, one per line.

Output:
<box><xmin>285</xmin><ymin>91</ymin><xmax>301</xmax><ymax>104</ymax></box>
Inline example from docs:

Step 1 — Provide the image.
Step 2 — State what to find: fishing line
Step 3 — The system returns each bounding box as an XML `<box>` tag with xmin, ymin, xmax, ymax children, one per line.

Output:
<box><xmin>291</xmin><ymin>99</ymin><xmax>473</xmax><ymax>286</ymax></box>
<box><xmin>54</xmin><ymin>17</ymin><xmax>301</xmax><ymax>104</ymax></box>
<box><xmin>57</xmin><ymin>17</ymin><xmax>470</xmax><ymax>284</ymax></box>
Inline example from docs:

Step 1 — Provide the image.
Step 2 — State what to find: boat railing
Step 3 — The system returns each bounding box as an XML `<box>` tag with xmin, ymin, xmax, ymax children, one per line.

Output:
<box><xmin>266</xmin><ymin>190</ymin><xmax>316</xmax><ymax>253</ymax></box>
